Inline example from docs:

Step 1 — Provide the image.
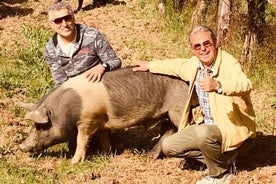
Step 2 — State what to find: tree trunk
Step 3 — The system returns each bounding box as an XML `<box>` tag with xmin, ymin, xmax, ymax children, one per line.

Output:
<box><xmin>216</xmin><ymin>0</ymin><xmax>231</xmax><ymax>47</ymax></box>
<box><xmin>241</xmin><ymin>31</ymin><xmax>257</xmax><ymax>66</ymax></box>
<box><xmin>190</xmin><ymin>0</ymin><xmax>209</xmax><ymax>29</ymax></box>
<box><xmin>241</xmin><ymin>0</ymin><xmax>267</xmax><ymax>66</ymax></box>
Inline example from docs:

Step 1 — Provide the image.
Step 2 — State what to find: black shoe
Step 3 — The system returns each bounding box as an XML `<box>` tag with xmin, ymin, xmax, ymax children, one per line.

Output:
<box><xmin>181</xmin><ymin>158</ymin><xmax>207</xmax><ymax>171</ymax></box>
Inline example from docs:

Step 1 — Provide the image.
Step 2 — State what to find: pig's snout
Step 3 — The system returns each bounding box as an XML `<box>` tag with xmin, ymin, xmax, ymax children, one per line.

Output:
<box><xmin>17</xmin><ymin>142</ymin><xmax>42</xmax><ymax>153</ymax></box>
<box><xmin>17</xmin><ymin>143</ymin><xmax>32</xmax><ymax>152</ymax></box>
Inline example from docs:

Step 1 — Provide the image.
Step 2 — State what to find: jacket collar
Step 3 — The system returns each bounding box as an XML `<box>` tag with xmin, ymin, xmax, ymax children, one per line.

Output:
<box><xmin>211</xmin><ymin>48</ymin><xmax>222</xmax><ymax>77</ymax></box>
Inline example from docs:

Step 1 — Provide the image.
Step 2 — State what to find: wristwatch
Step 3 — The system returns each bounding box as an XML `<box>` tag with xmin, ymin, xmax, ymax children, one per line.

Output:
<box><xmin>216</xmin><ymin>81</ymin><xmax>223</xmax><ymax>94</ymax></box>
<box><xmin>102</xmin><ymin>63</ymin><xmax>110</xmax><ymax>71</ymax></box>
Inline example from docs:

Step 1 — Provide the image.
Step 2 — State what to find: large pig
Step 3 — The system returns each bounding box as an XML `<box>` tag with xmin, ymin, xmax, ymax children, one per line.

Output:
<box><xmin>18</xmin><ymin>67</ymin><xmax>189</xmax><ymax>164</ymax></box>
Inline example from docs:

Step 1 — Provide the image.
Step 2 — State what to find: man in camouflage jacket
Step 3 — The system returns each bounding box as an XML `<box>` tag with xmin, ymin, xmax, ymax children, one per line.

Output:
<box><xmin>45</xmin><ymin>2</ymin><xmax>121</xmax><ymax>87</ymax></box>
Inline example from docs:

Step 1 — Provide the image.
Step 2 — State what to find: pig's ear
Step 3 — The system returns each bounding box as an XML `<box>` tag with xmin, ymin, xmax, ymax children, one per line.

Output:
<box><xmin>24</xmin><ymin>107</ymin><xmax>49</xmax><ymax>124</ymax></box>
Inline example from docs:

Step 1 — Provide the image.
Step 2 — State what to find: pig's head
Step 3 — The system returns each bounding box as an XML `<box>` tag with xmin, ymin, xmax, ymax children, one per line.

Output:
<box><xmin>17</xmin><ymin>87</ymin><xmax>83</xmax><ymax>154</ymax></box>
<box><xmin>18</xmin><ymin>106</ymin><xmax>65</xmax><ymax>153</ymax></box>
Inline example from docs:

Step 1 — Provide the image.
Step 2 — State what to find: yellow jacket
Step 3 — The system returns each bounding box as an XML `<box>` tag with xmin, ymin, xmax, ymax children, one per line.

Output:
<box><xmin>149</xmin><ymin>48</ymin><xmax>256</xmax><ymax>152</ymax></box>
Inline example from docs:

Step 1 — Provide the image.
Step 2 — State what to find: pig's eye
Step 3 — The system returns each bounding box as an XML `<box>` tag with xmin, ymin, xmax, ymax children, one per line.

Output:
<box><xmin>35</xmin><ymin>122</ymin><xmax>51</xmax><ymax>130</ymax></box>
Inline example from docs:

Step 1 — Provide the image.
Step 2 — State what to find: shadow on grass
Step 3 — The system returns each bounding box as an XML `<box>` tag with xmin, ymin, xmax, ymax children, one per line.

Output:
<box><xmin>28</xmin><ymin>122</ymin><xmax>165</xmax><ymax>160</ymax></box>
<box><xmin>81</xmin><ymin>0</ymin><xmax>126</xmax><ymax>12</ymax></box>
<box><xmin>24</xmin><ymin>129</ymin><xmax>276</xmax><ymax>172</ymax></box>
<box><xmin>0</xmin><ymin>0</ymin><xmax>33</xmax><ymax>20</ymax></box>
<box><xmin>236</xmin><ymin>132</ymin><xmax>276</xmax><ymax>171</ymax></box>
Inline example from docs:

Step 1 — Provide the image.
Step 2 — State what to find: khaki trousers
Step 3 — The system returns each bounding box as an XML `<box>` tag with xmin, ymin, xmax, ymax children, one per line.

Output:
<box><xmin>161</xmin><ymin>124</ymin><xmax>251</xmax><ymax>177</ymax></box>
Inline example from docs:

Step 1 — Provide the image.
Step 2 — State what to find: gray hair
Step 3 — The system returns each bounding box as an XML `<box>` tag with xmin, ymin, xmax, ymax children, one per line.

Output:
<box><xmin>48</xmin><ymin>2</ymin><xmax>74</xmax><ymax>20</ymax></box>
<box><xmin>189</xmin><ymin>26</ymin><xmax>217</xmax><ymax>45</ymax></box>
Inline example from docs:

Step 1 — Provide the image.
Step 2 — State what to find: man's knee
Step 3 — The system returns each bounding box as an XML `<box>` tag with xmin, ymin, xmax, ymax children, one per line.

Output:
<box><xmin>196</xmin><ymin>125</ymin><xmax>221</xmax><ymax>148</ymax></box>
<box><xmin>161</xmin><ymin>136</ymin><xmax>173</xmax><ymax>156</ymax></box>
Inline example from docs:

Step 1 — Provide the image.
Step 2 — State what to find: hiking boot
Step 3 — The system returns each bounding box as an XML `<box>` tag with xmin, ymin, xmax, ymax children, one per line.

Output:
<box><xmin>196</xmin><ymin>173</ymin><xmax>231</xmax><ymax>184</ymax></box>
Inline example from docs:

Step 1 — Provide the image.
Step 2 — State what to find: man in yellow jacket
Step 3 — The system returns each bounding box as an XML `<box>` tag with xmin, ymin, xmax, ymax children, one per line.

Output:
<box><xmin>133</xmin><ymin>26</ymin><xmax>256</xmax><ymax>184</ymax></box>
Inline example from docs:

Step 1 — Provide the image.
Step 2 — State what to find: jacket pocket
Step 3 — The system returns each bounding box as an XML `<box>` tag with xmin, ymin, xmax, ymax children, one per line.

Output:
<box><xmin>192</xmin><ymin>106</ymin><xmax>204</xmax><ymax>124</ymax></box>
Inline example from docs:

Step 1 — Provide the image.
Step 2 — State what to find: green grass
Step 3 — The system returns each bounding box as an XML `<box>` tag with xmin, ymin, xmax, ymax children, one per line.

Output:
<box><xmin>0</xmin><ymin>155</ymin><xmax>107</xmax><ymax>184</ymax></box>
<box><xmin>0</xmin><ymin>25</ymin><xmax>53</xmax><ymax>99</ymax></box>
<box><xmin>0</xmin><ymin>161</ymin><xmax>57</xmax><ymax>183</ymax></box>
<box><xmin>0</xmin><ymin>141</ymin><xmax>109</xmax><ymax>183</ymax></box>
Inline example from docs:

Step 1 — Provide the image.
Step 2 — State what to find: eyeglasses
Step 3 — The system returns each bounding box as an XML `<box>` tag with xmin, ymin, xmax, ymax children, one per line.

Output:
<box><xmin>193</xmin><ymin>40</ymin><xmax>213</xmax><ymax>51</ymax></box>
<box><xmin>52</xmin><ymin>14</ymin><xmax>73</xmax><ymax>25</ymax></box>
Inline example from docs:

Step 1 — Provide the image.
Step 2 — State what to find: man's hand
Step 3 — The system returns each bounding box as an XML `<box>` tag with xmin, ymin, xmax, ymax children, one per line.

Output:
<box><xmin>82</xmin><ymin>64</ymin><xmax>105</xmax><ymax>83</ymax></box>
<box><xmin>199</xmin><ymin>68</ymin><xmax>220</xmax><ymax>92</ymax></box>
<box><xmin>132</xmin><ymin>62</ymin><xmax>149</xmax><ymax>72</ymax></box>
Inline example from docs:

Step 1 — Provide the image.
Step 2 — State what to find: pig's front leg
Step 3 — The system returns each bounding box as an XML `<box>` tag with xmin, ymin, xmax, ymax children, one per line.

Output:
<box><xmin>96</xmin><ymin>129</ymin><xmax>111</xmax><ymax>153</ymax></box>
<box><xmin>71</xmin><ymin>123</ymin><xmax>97</xmax><ymax>164</ymax></box>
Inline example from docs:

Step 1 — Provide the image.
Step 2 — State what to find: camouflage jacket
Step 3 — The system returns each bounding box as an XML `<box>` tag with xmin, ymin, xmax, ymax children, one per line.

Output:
<box><xmin>45</xmin><ymin>24</ymin><xmax>122</xmax><ymax>86</ymax></box>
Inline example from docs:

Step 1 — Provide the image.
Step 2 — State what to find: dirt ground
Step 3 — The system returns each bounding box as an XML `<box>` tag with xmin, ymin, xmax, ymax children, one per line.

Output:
<box><xmin>0</xmin><ymin>0</ymin><xmax>276</xmax><ymax>183</ymax></box>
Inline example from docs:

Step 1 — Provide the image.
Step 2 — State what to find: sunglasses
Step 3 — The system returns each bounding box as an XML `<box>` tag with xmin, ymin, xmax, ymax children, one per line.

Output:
<box><xmin>193</xmin><ymin>40</ymin><xmax>213</xmax><ymax>51</ymax></box>
<box><xmin>52</xmin><ymin>14</ymin><xmax>73</xmax><ymax>25</ymax></box>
